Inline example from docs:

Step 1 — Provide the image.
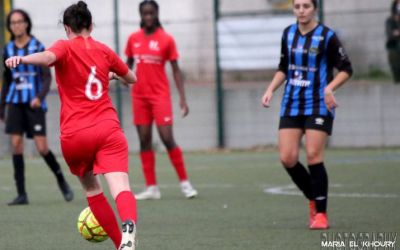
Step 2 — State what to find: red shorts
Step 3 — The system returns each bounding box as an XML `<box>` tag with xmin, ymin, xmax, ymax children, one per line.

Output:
<box><xmin>60</xmin><ymin>120</ymin><xmax>129</xmax><ymax>177</ymax></box>
<box><xmin>132</xmin><ymin>96</ymin><xmax>173</xmax><ymax>125</ymax></box>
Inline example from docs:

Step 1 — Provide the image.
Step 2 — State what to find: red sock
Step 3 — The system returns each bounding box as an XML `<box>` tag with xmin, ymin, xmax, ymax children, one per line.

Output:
<box><xmin>115</xmin><ymin>191</ymin><xmax>138</xmax><ymax>223</ymax></box>
<box><xmin>140</xmin><ymin>150</ymin><xmax>156</xmax><ymax>186</ymax></box>
<box><xmin>87</xmin><ymin>193</ymin><xmax>121</xmax><ymax>248</ymax></box>
<box><xmin>168</xmin><ymin>147</ymin><xmax>188</xmax><ymax>182</ymax></box>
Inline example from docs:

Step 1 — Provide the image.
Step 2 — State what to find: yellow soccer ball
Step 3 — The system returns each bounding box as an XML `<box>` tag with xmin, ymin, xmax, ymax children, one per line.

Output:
<box><xmin>77</xmin><ymin>207</ymin><xmax>109</xmax><ymax>242</ymax></box>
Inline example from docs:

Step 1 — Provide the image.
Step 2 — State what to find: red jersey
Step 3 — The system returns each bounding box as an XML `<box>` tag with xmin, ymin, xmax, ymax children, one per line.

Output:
<box><xmin>48</xmin><ymin>36</ymin><xmax>129</xmax><ymax>135</ymax></box>
<box><xmin>125</xmin><ymin>28</ymin><xmax>178</xmax><ymax>98</ymax></box>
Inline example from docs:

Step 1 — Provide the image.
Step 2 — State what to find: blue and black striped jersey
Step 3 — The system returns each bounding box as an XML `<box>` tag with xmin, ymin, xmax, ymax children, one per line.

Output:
<box><xmin>278</xmin><ymin>23</ymin><xmax>353</xmax><ymax>117</ymax></box>
<box><xmin>2</xmin><ymin>37</ymin><xmax>48</xmax><ymax>111</ymax></box>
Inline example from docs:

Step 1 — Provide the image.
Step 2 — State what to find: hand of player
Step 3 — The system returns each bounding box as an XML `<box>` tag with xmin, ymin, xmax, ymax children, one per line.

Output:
<box><xmin>30</xmin><ymin>97</ymin><xmax>41</xmax><ymax>108</ymax></box>
<box><xmin>262</xmin><ymin>90</ymin><xmax>273</xmax><ymax>107</ymax></box>
<box><xmin>5</xmin><ymin>56</ymin><xmax>23</xmax><ymax>68</ymax></box>
<box><xmin>324</xmin><ymin>88</ymin><xmax>338</xmax><ymax>112</ymax></box>
<box><xmin>180</xmin><ymin>99</ymin><xmax>189</xmax><ymax>118</ymax></box>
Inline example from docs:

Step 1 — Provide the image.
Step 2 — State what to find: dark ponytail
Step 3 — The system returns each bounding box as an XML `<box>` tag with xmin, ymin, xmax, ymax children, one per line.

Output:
<box><xmin>63</xmin><ymin>1</ymin><xmax>92</xmax><ymax>33</ymax></box>
<box><xmin>139</xmin><ymin>0</ymin><xmax>162</xmax><ymax>28</ymax></box>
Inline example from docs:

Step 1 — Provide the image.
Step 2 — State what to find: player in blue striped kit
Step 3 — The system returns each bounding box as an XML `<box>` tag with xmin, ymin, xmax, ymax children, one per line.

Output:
<box><xmin>0</xmin><ymin>9</ymin><xmax>73</xmax><ymax>205</ymax></box>
<box><xmin>262</xmin><ymin>0</ymin><xmax>352</xmax><ymax>229</ymax></box>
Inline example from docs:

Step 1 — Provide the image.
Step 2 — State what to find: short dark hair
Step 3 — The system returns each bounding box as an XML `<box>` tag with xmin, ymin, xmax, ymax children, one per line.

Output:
<box><xmin>293</xmin><ymin>0</ymin><xmax>318</xmax><ymax>8</ymax></box>
<box><xmin>6</xmin><ymin>9</ymin><xmax>32</xmax><ymax>40</ymax></box>
<box><xmin>139</xmin><ymin>0</ymin><xmax>162</xmax><ymax>28</ymax></box>
<box><xmin>391</xmin><ymin>0</ymin><xmax>400</xmax><ymax>16</ymax></box>
<box><xmin>63</xmin><ymin>1</ymin><xmax>92</xmax><ymax>33</ymax></box>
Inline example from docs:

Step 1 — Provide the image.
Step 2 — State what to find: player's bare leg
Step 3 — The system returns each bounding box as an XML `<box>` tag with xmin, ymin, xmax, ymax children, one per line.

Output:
<box><xmin>305</xmin><ymin>129</ymin><xmax>329</xmax><ymax>229</ymax></box>
<box><xmin>135</xmin><ymin>125</ymin><xmax>161</xmax><ymax>200</ymax></box>
<box><xmin>104</xmin><ymin>172</ymin><xmax>137</xmax><ymax>250</ymax></box>
<box><xmin>158</xmin><ymin>125</ymin><xmax>198</xmax><ymax>198</ymax></box>
<box><xmin>279</xmin><ymin>129</ymin><xmax>315</xmax><ymax>226</ymax></box>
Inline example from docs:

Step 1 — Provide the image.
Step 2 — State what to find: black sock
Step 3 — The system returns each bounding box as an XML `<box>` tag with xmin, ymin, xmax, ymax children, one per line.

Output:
<box><xmin>285</xmin><ymin>162</ymin><xmax>313</xmax><ymax>200</ymax></box>
<box><xmin>308</xmin><ymin>162</ymin><xmax>328</xmax><ymax>213</ymax></box>
<box><xmin>42</xmin><ymin>151</ymin><xmax>65</xmax><ymax>183</ymax></box>
<box><xmin>12</xmin><ymin>154</ymin><xmax>26</xmax><ymax>196</ymax></box>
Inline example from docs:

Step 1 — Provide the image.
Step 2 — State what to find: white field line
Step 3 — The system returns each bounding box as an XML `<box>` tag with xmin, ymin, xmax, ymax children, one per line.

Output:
<box><xmin>264</xmin><ymin>184</ymin><xmax>399</xmax><ymax>199</ymax></box>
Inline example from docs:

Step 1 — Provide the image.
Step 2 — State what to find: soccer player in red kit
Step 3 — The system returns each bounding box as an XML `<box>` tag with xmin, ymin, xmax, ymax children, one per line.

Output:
<box><xmin>125</xmin><ymin>0</ymin><xmax>197</xmax><ymax>200</ymax></box>
<box><xmin>6</xmin><ymin>2</ymin><xmax>137</xmax><ymax>249</ymax></box>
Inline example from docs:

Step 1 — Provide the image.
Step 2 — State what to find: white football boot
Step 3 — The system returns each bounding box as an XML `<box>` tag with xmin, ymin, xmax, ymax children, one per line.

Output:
<box><xmin>180</xmin><ymin>181</ymin><xmax>198</xmax><ymax>199</ymax></box>
<box><xmin>119</xmin><ymin>220</ymin><xmax>136</xmax><ymax>250</ymax></box>
<box><xmin>135</xmin><ymin>185</ymin><xmax>161</xmax><ymax>200</ymax></box>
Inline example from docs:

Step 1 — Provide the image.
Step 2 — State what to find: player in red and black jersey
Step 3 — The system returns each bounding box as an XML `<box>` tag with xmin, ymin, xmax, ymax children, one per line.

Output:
<box><xmin>6</xmin><ymin>2</ymin><xmax>137</xmax><ymax>249</ymax></box>
<box><xmin>125</xmin><ymin>0</ymin><xmax>197</xmax><ymax>200</ymax></box>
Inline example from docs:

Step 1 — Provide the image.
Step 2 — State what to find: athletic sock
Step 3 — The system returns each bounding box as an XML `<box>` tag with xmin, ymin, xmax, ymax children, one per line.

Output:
<box><xmin>308</xmin><ymin>162</ymin><xmax>328</xmax><ymax>213</ymax></box>
<box><xmin>42</xmin><ymin>150</ymin><xmax>65</xmax><ymax>183</ymax></box>
<box><xmin>87</xmin><ymin>193</ymin><xmax>122</xmax><ymax>248</ymax></box>
<box><xmin>12</xmin><ymin>154</ymin><xmax>26</xmax><ymax>196</ymax></box>
<box><xmin>167</xmin><ymin>147</ymin><xmax>188</xmax><ymax>182</ymax></box>
<box><xmin>285</xmin><ymin>162</ymin><xmax>313</xmax><ymax>200</ymax></box>
<box><xmin>140</xmin><ymin>150</ymin><xmax>157</xmax><ymax>186</ymax></box>
<box><xmin>115</xmin><ymin>191</ymin><xmax>138</xmax><ymax>223</ymax></box>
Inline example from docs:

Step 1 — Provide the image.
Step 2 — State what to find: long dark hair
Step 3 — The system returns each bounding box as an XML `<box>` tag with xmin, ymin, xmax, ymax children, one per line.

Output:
<box><xmin>139</xmin><ymin>0</ymin><xmax>162</xmax><ymax>28</ymax></box>
<box><xmin>292</xmin><ymin>0</ymin><xmax>318</xmax><ymax>9</ymax></box>
<box><xmin>62</xmin><ymin>1</ymin><xmax>92</xmax><ymax>33</ymax></box>
<box><xmin>6</xmin><ymin>9</ymin><xmax>32</xmax><ymax>40</ymax></box>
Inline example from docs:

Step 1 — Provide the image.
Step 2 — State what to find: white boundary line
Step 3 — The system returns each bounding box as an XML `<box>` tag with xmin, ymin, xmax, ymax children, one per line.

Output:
<box><xmin>264</xmin><ymin>184</ymin><xmax>399</xmax><ymax>199</ymax></box>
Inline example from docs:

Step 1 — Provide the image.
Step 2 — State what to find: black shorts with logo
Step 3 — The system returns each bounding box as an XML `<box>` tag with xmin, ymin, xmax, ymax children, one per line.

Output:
<box><xmin>279</xmin><ymin>115</ymin><xmax>334</xmax><ymax>135</ymax></box>
<box><xmin>5</xmin><ymin>104</ymin><xmax>47</xmax><ymax>138</ymax></box>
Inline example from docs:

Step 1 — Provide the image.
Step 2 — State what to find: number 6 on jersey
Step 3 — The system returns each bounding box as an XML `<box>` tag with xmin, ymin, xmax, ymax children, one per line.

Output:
<box><xmin>85</xmin><ymin>66</ymin><xmax>103</xmax><ymax>100</ymax></box>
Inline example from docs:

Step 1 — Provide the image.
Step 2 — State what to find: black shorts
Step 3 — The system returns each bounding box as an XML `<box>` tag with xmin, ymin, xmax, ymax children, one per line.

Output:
<box><xmin>5</xmin><ymin>104</ymin><xmax>47</xmax><ymax>138</ymax></box>
<box><xmin>279</xmin><ymin>115</ymin><xmax>334</xmax><ymax>135</ymax></box>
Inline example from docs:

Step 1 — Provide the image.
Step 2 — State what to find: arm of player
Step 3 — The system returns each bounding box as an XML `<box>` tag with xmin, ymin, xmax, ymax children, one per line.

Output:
<box><xmin>324</xmin><ymin>34</ymin><xmax>353</xmax><ymax>112</ymax></box>
<box><xmin>31</xmin><ymin>66</ymin><xmax>51</xmax><ymax>108</ymax></box>
<box><xmin>170</xmin><ymin>60</ymin><xmax>189</xmax><ymax>118</ymax></box>
<box><xmin>109</xmin><ymin>70</ymin><xmax>136</xmax><ymax>86</ymax></box>
<box><xmin>324</xmin><ymin>71</ymin><xmax>351</xmax><ymax>112</ymax></box>
<box><xmin>5</xmin><ymin>51</ymin><xmax>56</xmax><ymax>69</ymax></box>
<box><xmin>262</xmin><ymin>71</ymin><xmax>286</xmax><ymax>108</ymax></box>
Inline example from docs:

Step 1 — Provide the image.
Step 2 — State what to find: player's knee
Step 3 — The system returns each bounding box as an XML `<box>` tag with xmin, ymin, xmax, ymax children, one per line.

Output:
<box><xmin>139</xmin><ymin>141</ymin><xmax>152</xmax><ymax>151</ymax></box>
<box><xmin>38</xmin><ymin>148</ymin><xmax>49</xmax><ymax>156</ymax></box>
<box><xmin>162</xmin><ymin>138</ymin><xmax>176</xmax><ymax>150</ymax></box>
<box><xmin>306</xmin><ymin>149</ymin><xmax>323</xmax><ymax>164</ymax></box>
<box><xmin>84</xmin><ymin>183</ymin><xmax>102</xmax><ymax>196</ymax></box>
<box><xmin>280</xmin><ymin>154</ymin><xmax>298</xmax><ymax>168</ymax></box>
<box><xmin>11</xmin><ymin>144</ymin><xmax>23</xmax><ymax>154</ymax></box>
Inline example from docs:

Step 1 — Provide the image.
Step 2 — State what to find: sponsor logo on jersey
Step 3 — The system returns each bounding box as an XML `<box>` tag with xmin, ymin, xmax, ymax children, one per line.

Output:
<box><xmin>312</xmin><ymin>35</ymin><xmax>324</xmax><ymax>42</ymax></box>
<box><xmin>28</xmin><ymin>45</ymin><xmax>39</xmax><ymax>51</ymax></box>
<box><xmin>309</xmin><ymin>47</ymin><xmax>319</xmax><ymax>54</ymax></box>
<box><xmin>289</xmin><ymin>64</ymin><xmax>318</xmax><ymax>72</ymax></box>
<box><xmin>149</xmin><ymin>40</ymin><xmax>160</xmax><ymax>51</ymax></box>
<box><xmin>288</xmin><ymin>71</ymin><xmax>311</xmax><ymax>87</ymax></box>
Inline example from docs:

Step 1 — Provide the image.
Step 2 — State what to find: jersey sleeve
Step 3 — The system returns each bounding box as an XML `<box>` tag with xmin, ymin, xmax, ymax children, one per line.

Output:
<box><xmin>327</xmin><ymin>34</ymin><xmax>353</xmax><ymax>76</ymax></box>
<box><xmin>166</xmin><ymin>36</ymin><xmax>179</xmax><ymax>61</ymax></box>
<box><xmin>0</xmin><ymin>47</ymin><xmax>11</xmax><ymax>119</ymax></box>
<box><xmin>277</xmin><ymin>30</ymin><xmax>288</xmax><ymax>75</ymax></box>
<box><xmin>108</xmin><ymin>48</ymin><xmax>129</xmax><ymax>76</ymax></box>
<box><xmin>47</xmin><ymin>40</ymin><xmax>68</xmax><ymax>65</ymax></box>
